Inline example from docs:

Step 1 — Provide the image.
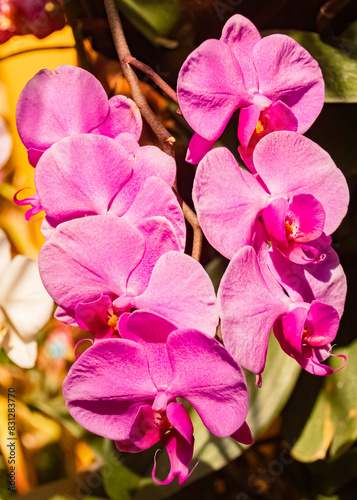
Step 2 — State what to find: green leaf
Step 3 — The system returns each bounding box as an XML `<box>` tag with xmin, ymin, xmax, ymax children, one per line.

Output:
<box><xmin>133</xmin><ymin>335</ymin><xmax>300</xmax><ymax>499</ymax></box>
<box><xmin>102</xmin><ymin>449</ymin><xmax>141</xmax><ymax>500</ymax></box>
<box><xmin>291</xmin><ymin>340</ymin><xmax>357</xmax><ymax>462</ymax></box>
<box><xmin>116</xmin><ymin>0</ymin><xmax>181</xmax><ymax>47</ymax></box>
<box><xmin>271</xmin><ymin>29</ymin><xmax>357</xmax><ymax>103</ymax></box>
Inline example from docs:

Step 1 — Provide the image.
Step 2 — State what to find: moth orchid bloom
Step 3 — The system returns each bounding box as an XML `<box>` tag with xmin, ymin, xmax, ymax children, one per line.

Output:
<box><xmin>38</xmin><ymin>215</ymin><xmax>218</xmax><ymax>338</ymax></box>
<box><xmin>0</xmin><ymin>117</ymin><xmax>12</xmax><ymax>170</ymax></box>
<box><xmin>177</xmin><ymin>14</ymin><xmax>324</xmax><ymax>166</ymax></box>
<box><xmin>0</xmin><ymin>229</ymin><xmax>53</xmax><ymax>368</ymax></box>
<box><xmin>16</xmin><ymin>65</ymin><xmax>142</xmax><ymax>166</ymax></box>
<box><xmin>62</xmin><ymin>310</ymin><xmax>252</xmax><ymax>484</ymax></box>
<box><xmin>193</xmin><ymin>132</ymin><xmax>349</xmax><ymax>265</ymax></box>
<box><xmin>0</xmin><ymin>1</ymin><xmax>65</xmax><ymax>45</ymax></box>
<box><xmin>218</xmin><ymin>246</ymin><xmax>346</xmax><ymax>379</ymax></box>
<box><xmin>14</xmin><ymin>133</ymin><xmax>185</xmax><ymax>248</ymax></box>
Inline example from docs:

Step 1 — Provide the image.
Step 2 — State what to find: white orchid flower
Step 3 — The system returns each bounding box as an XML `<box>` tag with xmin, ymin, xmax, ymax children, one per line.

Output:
<box><xmin>0</xmin><ymin>117</ymin><xmax>12</xmax><ymax>169</ymax></box>
<box><xmin>0</xmin><ymin>229</ymin><xmax>53</xmax><ymax>368</ymax></box>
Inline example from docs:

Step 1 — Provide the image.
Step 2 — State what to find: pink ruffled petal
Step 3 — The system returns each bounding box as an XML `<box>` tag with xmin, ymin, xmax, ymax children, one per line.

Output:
<box><xmin>252</xmin><ymin>132</ymin><xmax>349</xmax><ymax>236</ymax></box>
<box><xmin>39</xmin><ymin>215</ymin><xmax>145</xmax><ymax>311</ymax></box>
<box><xmin>178</xmin><ymin>39</ymin><xmax>251</xmax><ymax>141</ymax></box>
<box><xmin>16</xmin><ymin>66</ymin><xmax>109</xmax><ymax>154</ymax></box>
<box><xmin>193</xmin><ymin>147</ymin><xmax>266</xmax><ymax>259</ymax></box>
<box><xmin>62</xmin><ymin>339</ymin><xmax>157</xmax><ymax>440</ymax></box>
<box><xmin>133</xmin><ymin>252</ymin><xmax>218</xmax><ymax>337</ymax></box>
<box><xmin>253</xmin><ymin>34</ymin><xmax>324</xmax><ymax>133</ymax></box>
<box><xmin>220</xmin><ymin>14</ymin><xmax>260</xmax><ymax>91</ymax></box>
<box><xmin>120</xmin><ymin>177</ymin><xmax>186</xmax><ymax>250</ymax></box>
<box><xmin>218</xmin><ymin>246</ymin><xmax>288</xmax><ymax>375</ymax></box>
<box><xmin>167</xmin><ymin>329</ymin><xmax>248</xmax><ymax>437</ymax></box>
<box><xmin>92</xmin><ymin>95</ymin><xmax>142</xmax><ymax>141</ymax></box>
<box><xmin>35</xmin><ymin>134</ymin><xmax>132</xmax><ymax>223</ymax></box>
<box><xmin>185</xmin><ymin>133</ymin><xmax>215</xmax><ymax>164</ymax></box>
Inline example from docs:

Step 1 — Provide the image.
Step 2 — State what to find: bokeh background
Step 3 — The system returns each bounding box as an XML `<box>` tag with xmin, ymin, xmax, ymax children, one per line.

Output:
<box><xmin>0</xmin><ymin>1</ymin><xmax>356</xmax><ymax>499</ymax></box>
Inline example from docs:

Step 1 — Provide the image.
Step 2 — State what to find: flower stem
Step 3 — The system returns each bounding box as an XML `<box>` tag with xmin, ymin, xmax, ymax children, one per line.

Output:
<box><xmin>123</xmin><ymin>56</ymin><xmax>178</xmax><ymax>103</ymax></box>
<box><xmin>103</xmin><ymin>0</ymin><xmax>175</xmax><ymax>157</ymax></box>
<box><xmin>103</xmin><ymin>0</ymin><xmax>202</xmax><ymax>261</ymax></box>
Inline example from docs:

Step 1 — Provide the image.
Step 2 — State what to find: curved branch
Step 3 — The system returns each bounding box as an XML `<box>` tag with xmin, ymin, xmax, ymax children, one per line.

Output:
<box><xmin>103</xmin><ymin>0</ymin><xmax>175</xmax><ymax>157</ymax></box>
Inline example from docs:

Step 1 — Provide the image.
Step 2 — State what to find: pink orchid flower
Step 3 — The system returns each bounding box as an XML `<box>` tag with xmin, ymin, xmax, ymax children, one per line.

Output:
<box><xmin>38</xmin><ymin>215</ymin><xmax>218</xmax><ymax>337</ymax></box>
<box><xmin>177</xmin><ymin>14</ymin><xmax>324</xmax><ymax>166</ymax></box>
<box><xmin>193</xmin><ymin>131</ymin><xmax>349</xmax><ymax>265</ymax></box>
<box><xmin>218</xmin><ymin>246</ymin><xmax>346</xmax><ymax>379</ymax></box>
<box><xmin>14</xmin><ymin>133</ymin><xmax>186</xmax><ymax>248</ymax></box>
<box><xmin>16</xmin><ymin>65</ymin><xmax>142</xmax><ymax>166</ymax></box>
<box><xmin>63</xmin><ymin>310</ymin><xmax>252</xmax><ymax>484</ymax></box>
<box><xmin>0</xmin><ymin>1</ymin><xmax>66</xmax><ymax>45</ymax></box>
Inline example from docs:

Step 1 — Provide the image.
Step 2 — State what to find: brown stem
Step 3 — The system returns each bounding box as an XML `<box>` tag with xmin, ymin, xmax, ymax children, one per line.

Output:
<box><xmin>103</xmin><ymin>0</ymin><xmax>203</xmax><ymax>261</ymax></box>
<box><xmin>103</xmin><ymin>0</ymin><xmax>175</xmax><ymax>157</ymax></box>
<box><xmin>123</xmin><ymin>56</ymin><xmax>178</xmax><ymax>103</ymax></box>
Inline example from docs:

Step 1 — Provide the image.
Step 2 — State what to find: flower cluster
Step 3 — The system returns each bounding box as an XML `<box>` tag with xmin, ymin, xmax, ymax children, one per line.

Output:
<box><xmin>15</xmin><ymin>64</ymin><xmax>251</xmax><ymax>483</ymax></box>
<box><xmin>177</xmin><ymin>15</ymin><xmax>348</xmax><ymax>382</ymax></box>
<box><xmin>14</xmin><ymin>13</ymin><xmax>349</xmax><ymax>486</ymax></box>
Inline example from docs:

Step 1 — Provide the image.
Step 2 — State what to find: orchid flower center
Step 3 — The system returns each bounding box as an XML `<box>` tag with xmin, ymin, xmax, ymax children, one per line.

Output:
<box><xmin>284</xmin><ymin>219</ymin><xmax>294</xmax><ymax>239</ymax></box>
<box><xmin>302</xmin><ymin>324</ymin><xmax>314</xmax><ymax>344</ymax></box>
<box><xmin>45</xmin><ymin>2</ymin><xmax>56</xmax><ymax>12</ymax></box>
<box><xmin>107</xmin><ymin>313</ymin><xmax>119</xmax><ymax>331</ymax></box>
<box><xmin>153</xmin><ymin>410</ymin><xmax>173</xmax><ymax>433</ymax></box>
<box><xmin>254</xmin><ymin>116</ymin><xmax>268</xmax><ymax>136</ymax></box>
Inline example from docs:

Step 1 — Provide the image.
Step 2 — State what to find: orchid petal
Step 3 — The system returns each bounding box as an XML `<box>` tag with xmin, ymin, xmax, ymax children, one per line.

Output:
<box><xmin>62</xmin><ymin>339</ymin><xmax>157</xmax><ymax>440</ymax></box>
<box><xmin>252</xmin><ymin>132</ymin><xmax>349</xmax><ymax>235</ymax></box>
<box><xmin>167</xmin><ymin>330</ymin><xmax>248</xmax><ymax>437</ymax></box>
<box><xmin>35</xmin><ymin>134</ymin><xmax>132</xmax><ymax>223</ymax></box>
<box><xmin>305</xmin><ymin>301</ymin><xmax>340</xmax><ymax>346</ymax></box>
<box><xmin>220</xmin><ymin>14</ymin><xmax>260</xmax><ymax>91</ymax></box>
<box><xmin>0</xmin><ymin>256</ymin><xmax>53</xmax><ymax>342</ymax></box>
<box><xmin>193</xmin><ymin>147</ymin><xmax>266</xmax><ymax>259</ymax></box>
<box><xmin>178</xmin><ymin>39</ymin><xmax>250</xmax><ymax>141</ymax></box>
<box><xmin>238</xmin><ymin>104</ymin><xmax>261</xmax><ymax>149</ymax></box>
<box><xmin>75</xmin><ymin>295</ymin><xmax>115</xmax><ymax>339</ymax></box>
<box><xmin>92</xmin><ymin>95</ymin><xmax>142</xmax><ymax>141</ymax></box>
<box><xmin>231</xmin><ymin>421</ymin><xmax>254</xmax><ymax>445</ymax></box>
<box><xmin>125</xmin><ymin>217</ymin><xmax>180</xmax><ymax>296</ymax></box>
<box><xmin>262</xmin><ymin>197</ymin><xmax>289</xmax><ymax>247</ymax></box>
<box><xmin>267</xmin><ymin>240</ymin><xmax>347</xmax><ymax>317</ymax></box>
<box><xmin>218</xmin><ymin>246</ymin><xmax>288</xmax><ymax>374</ymax></box>
<box><xmin>2</xmin><ymin>332</ymin><xmax>37</xmax><ymax>369</ymax></box>
<box><xmin>39</xmin><ymin>216</ymin><xmax>145</xmax><ymax>311</ymax></box>
<box><xmin>133</xmin><ymin>252</ymin><xmax>218</xmax><ymax>337</ymax></box>
<box><xmin>253</xmin><ymin>34</ymin><xmax>324</xmax><ymax>133</ymax></box>
<box><xmin>185</xmin><ymin>133</ymin><xmax>215</xmax><ymax>164</ymax></box>
<box><xmin>121</xmin><ymin>177</ymin><xmax>186</xmax><ymax>250</ymax></box>
<box><xmin>16</xmin><ymin>66</ymin><xmax>109</xmax><ymax>154</ymax></box>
